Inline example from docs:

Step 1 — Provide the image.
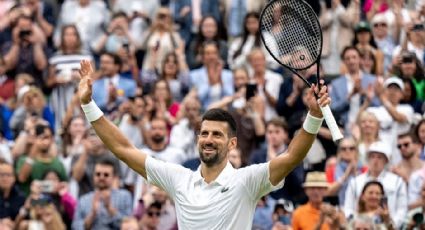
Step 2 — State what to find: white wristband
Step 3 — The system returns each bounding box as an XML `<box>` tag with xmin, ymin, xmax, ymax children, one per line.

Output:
<box><xmin>81</xmin><ymin>100</ymin><xmax>104</xmax><ymax>122</ymax></box>
<box><xmin>303</xmin><ymin>112</ymin><xmax>324</xmax><ymax>134</ymax></box>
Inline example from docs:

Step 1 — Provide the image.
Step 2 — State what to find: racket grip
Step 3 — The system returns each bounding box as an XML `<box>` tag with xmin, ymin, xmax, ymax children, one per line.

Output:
<box><xmin>319</xmin><ymin>105</ymin><xmax>343</xmax><ymax>142</ymax></box>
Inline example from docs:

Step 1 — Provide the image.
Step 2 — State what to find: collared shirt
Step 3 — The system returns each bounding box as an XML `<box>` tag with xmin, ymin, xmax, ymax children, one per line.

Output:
<box><xmin>72</xmin><ymin>189</ymin><xmax>132</xmax><ymax>230</ymax></box>
<box><xmin>292</xmin><ymin>202</ymin><xmax>330</xmax><ymax>230</ymax></box>
<box><xmin>343</xmin><ymin>170</ymin><xmax>407</xmax><ymax>228</ymax></box>
<box><xmin>408</xmin><ymin>168</ymin><xmax>424</xmax><ymax>205</ymax></box>
<box><xmin>145</xmin><ymin>157</ymin><xmax>284</xmax><ymax>230</ymax></box>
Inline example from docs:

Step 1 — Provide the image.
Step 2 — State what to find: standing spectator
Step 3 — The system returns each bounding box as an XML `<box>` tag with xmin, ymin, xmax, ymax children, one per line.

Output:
<box><xmin>326</xmin><ymin>138</ymin><xmax>367</xmax><ymax>208</ymax></box>
<box><xmin>355</xmin><ymin>181</ymin><xmax>395</xmax><ymax>229</ymax></box>
<box><xmin>344</xmin><ymin>141</ymin><xmax>407</xmax><ymax>228</ymax></box>
<box><xmin>141</xmin><ymin>7</ymin><xmax>184</xmax><ymax>73</ymax></box>
<box><xmin>187</xmin><ymin>15</ymin><xmax>227</xmax><ymax>70</ymax></box>
<box><xmin>292</xmin><ymin>171</ymin><xmax>345</xmax><ymax>230</ymax></box>
<box><xmin>392</xmin><ymin>133</ymin><xmax>423</xmax><ymax>183</ymax></box>
<box><xmin>247</xmin><ymin>49</ymin><xmax>282</xmax><ymax>122</ymax></box>
<box><xmin>0</xmin><ymin>160</ymin><xmax>25</xmax><ymax>226</ymax></box>
<box><xmin>189</xmin><ymin>41</ymin><xmax>234</xmax><ymax>110</ymax></box>
<box><xmin>20</xmin><ymin>0</ymin><xmax>55</xmax><ymax>44</ymax></box>
<box><xmin>330</xmin><ymin>46</ymin><xmax>379</xmax><ymax>133</ymax></box>
<box><xmin>72</xmin><ymin>157</ymin><xmax>132</xmax><ymax>230</ymax></box>
<box><xmin>1</xmin><ymin>15</ymin><xmax>47</xmax><ymax>88</ymax></box>
<box><xmin>91</xmin><ymin>52</ymin><xmax>136</xmax><ymax>112</ymax></box>
<box><xmin>47</xmin><ymin>25</ymin><xmax>92</xmax><ymax>133</ymax></box>
<box><xmin>15</xmin><ymin>124</ymin><xmax>66</xmax><ymax>195</ymax></box>
<box><xmin>54</xmin><ymin>0</ymin><xmax>110</xmax><ymax>52</ymax></box>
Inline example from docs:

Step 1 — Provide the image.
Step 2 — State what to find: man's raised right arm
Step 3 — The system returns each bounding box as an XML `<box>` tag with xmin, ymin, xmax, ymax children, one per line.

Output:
<box><xmin>78</xmin><ymin>60</ymin><xmax>147</xmax><ymax>179</ymax></box>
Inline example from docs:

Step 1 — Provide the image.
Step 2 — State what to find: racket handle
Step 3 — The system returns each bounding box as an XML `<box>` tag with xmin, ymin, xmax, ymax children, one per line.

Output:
<box><xmin>320</xmin><ymin>105</ymin><xmax>343</xmax><ymax>142</ymax></box>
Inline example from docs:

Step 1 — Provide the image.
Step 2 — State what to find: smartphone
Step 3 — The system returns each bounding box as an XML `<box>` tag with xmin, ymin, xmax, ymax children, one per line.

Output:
<box><xmin>412</xmin><ymin>23</ymin><xmax>424</xmax><ymax>31</ymax></box>
<box><xmin>380</xmin><ymin>196</ymin><xmax>388</xmax><ymax>208</ymax></box>
<box><xmin>402</xmin><ymin>56</ymin><xmax>413</xmax><ymax>63</ymax></box>
<box><xmin>39</xmin><ymin>180</ymin><xmax>55</xmax><ymax>193</ymax></box>
<box><xmin>245</xmin><ymin>83</ymin><xmax>257</xmax><ymax>100</ymax></box>
<box><xmin>122</xmin><ymin>42</ymin><xmax>129</xmax><ymax>52</ymax></box>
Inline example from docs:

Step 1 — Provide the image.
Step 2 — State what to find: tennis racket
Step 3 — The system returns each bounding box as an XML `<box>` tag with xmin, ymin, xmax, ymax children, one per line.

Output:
<box><xmin>259</xmin><ymin>0</ymin><xmax>343</xmax><ymax>142</ymax></box>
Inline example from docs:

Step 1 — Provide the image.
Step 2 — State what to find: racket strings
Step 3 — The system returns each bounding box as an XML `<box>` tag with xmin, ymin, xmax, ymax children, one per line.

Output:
<box><xmin>260</xmin><ymin>0</ymin><xmax>321</xmax><ymax>70</ymax></box>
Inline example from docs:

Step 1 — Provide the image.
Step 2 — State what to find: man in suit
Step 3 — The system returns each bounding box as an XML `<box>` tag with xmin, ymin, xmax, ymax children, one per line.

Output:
<box><xmin>92</xmin><ymin>52</ymin><xmax>136</xmax><ymax>112</ymax></box>
<box><xmin>330</xmin><ymin>46</ymin><xmax>380</xmax><ymax>133</ymax></box>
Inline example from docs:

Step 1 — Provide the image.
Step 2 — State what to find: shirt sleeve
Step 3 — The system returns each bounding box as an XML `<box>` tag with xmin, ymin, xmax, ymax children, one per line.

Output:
<box><xmin>145</xmin><ymin>156</ymin><xmax>191</xmax><ymax>198</ymax></box>
<box><xmin>239</xmin><ymin>162</ymin><xmax>284</xmax><ymax>201</ymax></box>
<box><xmin>408</xmin><ymin>172</ymin><xmax>423</xmax><ymax>205</ymax></box>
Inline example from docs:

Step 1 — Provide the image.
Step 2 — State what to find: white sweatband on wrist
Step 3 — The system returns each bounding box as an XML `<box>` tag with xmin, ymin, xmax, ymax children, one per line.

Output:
<box><xmin>25</xmin><ymin>157</ymin><xmax>34</xmax><ymax>165</ymax></box>
<box><xmin>81</xmin><ymin>100</ymin><xmax>104</xmax><ymax>122</ymax></box>
<box><xmin>303</xmin><ymin>112</ymin><xmax>324</xmax><ymax>134</ymax></box>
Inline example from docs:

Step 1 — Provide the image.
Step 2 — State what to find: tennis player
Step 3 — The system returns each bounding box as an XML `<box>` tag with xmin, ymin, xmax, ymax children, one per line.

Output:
<box><xmin>78</xmin><ymin>60</ymin><xmax>331</xmax><ymax>229</ymax></box>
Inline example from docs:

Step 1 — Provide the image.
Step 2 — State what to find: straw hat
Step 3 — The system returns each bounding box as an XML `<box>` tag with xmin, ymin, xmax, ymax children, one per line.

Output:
<box><xmin>302</xmin><ymin>171</ymin><xmax>329</xmax><ymax>188</ymax></box>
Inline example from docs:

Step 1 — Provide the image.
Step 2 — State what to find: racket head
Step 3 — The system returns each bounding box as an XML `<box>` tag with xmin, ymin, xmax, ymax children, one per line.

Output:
<box><xmin>259</xmin><ymin>0</ymin><xmax>323</xmax><ymax>71</ymax></box>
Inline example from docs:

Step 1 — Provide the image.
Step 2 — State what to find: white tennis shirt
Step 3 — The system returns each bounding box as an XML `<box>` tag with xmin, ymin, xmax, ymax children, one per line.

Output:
<box><xmin>146</xmin><ymin>157</ymin><xmax>284</xmax><ymax>230</ymax></box>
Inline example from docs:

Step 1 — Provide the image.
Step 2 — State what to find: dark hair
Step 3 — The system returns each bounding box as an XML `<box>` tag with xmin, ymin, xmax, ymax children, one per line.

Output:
<box><xmin>391</xmin><ymin>53</ymin><xmax>425</xmax><ymax>82</ymax></box>
<box><xmin>160</xmin><ymin>52</ymin><xmax>179</xmax><ymax>79</ymax></box>
<box><xmin>352</xmin><ymin>29</ymin><xmax>378</xmax><ymax>49</ymax></box>
<box><xmin>232</xmin><ymin>12</ymin><xmax>261</xmax><ymax>60</ymax></box>
<box><xmin>201</xmin><ymin>109</ymin><xmax>237</xmax><ymax>137</ymax></box>
<box><xmin>358</xmin><ymin>181</ymin><xmax>385</xmax><ymax>213</ymax></box>
<box><xmin>42</xmin><ymin>169</ymin><xmax>67</xmax><ymax>182</ymax></box>
<box><xmin>359</xmin><ymin>48</ymin><xmax>377</xmax><ymax>75</ymax></box>
<box><xmin>111</xmin><ymin>11</ymin><xmax>128</xmax><ymax>21</ymax></box>
<box><xmin>201</xmin><ymin>40</ymin><xmax>220</xmax><ymax>56</ymax></box>
<box><xmin>397</xmin><ymin>132</ymin><xmax>414</xmax><ymax>141</ymax></box>
<box><xmin>340</xmin><ymin>46</ymin><xmax>361</xmax><ymax>59</ymax></box>
<box><xmin>400</xmin><ymin>78</ymin><xmax>417</xmax><ymax>103</ymax></box>
<box><xmin>194</xmin><ymin>16</ymin><xmax>223</xmax><ymax>58</ymax></box>
<box><xmin>148</xmin><ymin>201</ymin><xmax>162</xmax><ymax>210</ymax></box>
<box><xmin>414</xmin><ymin>119</ymin><xmax>425</xmax><ymax>144</ymax></box>
<box><xmin>95</xmin><ymin>156</ymin><xmax>117</xmax><ymax>175</ymax></box>
<box><xmin>101</xmin><ymin>52</ymin><xmax>123</xmax><ymax>69</ymax></box>
<box><xmin>61</xmin><ymin>116</ymin><xmax>86</xmax><ymax>156</ymax></box>
<box><xmin>60</xmin><ymin>24</ymin><xmax>82</xmax><ymax>53</ymax></box>
<box><xmin>266</xmin><ymin>117</ymin><xmax>289</xmax><ymax>132</ymax></box>
<box><xmin>35</xmin><ymin>124</ymin><xmax>52</xmax><ymax>137</ymax></box>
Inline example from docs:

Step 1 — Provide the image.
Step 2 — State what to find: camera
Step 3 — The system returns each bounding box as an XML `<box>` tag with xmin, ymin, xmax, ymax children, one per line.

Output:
<box><xmin>402</xmin><ymin>56</ymin><xmax>414</xmax><ymax>63</ymax></box>
<box><xmin>413</xmin><ymin>212</ymin><xmax>424</xmax><ymax>225</ymax></box>
<box><xmin>245</xmin><ymin>83</ymin><xmax>257</xmax><ymax>100</ymax></box>
<box><xmin>39</xmin><ymin>180</ymin><xmax>55</xmax><ymax>193</ymax></box>
<box><xmin>19</xmin><ymin>30</ymin><xmax>32</xmax><ymax>39</ymax></box>
<box><xmin>412</xmin><ymin>24</ymin><xmax>424</xmax><ymax>31</ymax></box>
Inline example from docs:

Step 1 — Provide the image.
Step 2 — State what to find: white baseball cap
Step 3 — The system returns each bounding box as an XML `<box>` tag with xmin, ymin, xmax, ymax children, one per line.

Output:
<box><xmin>384</xmin><ymin>77</ymin><xmax>404</xmax><ymax>90</ymax></box>
<box><xmin>367</xmin><ymin>141</ymin><xmax>392</xmax><ymax>162</ymax></box>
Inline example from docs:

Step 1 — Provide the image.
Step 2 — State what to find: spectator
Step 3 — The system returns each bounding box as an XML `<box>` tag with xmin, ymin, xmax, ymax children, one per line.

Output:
<box><xmin>15</xmin><ymin>124</ymin><xmax>66</xmax><ymax>195</ymax></box>
<box><xmin>72</xmin><ymin>157</ymin><xmax>132</xmax><ymax>230</ymax></box>
<box><xmin>169</xmin><ymin>96</ymin><xmax>201</xmax><ymax>161</ymax></box>
<box><xmin>392</xmin><ymin>133</ymin><xmax>423</xmax><ymax>183</ymax></box>
<box><xmin>71</xmin><ymin>129</ymin><xmax>120</xmax><ymax>197</ymax></box>
<box><xmin>0</xmin><ymin>54</ymin><xmax>15</xmax><ymax>102</ymax></box>
<box><xmin>47</xmin><ymin>24</ymin><xmax>92</xmax><ymax>132</ymax></box>
<box><xmin>347</xmin><ymin>214</ymin><xmax>377</xmax><ymax>230</ymax></box>
<box><xmin>187</xmin><ymin>15</ymin><xmax>227</xmax><ymax>69</ymax></box>
<box><xmin>271</xmin><ymin>198</ymin><xmax>294</xmax><ymax>229</ymax></box>
<box><xmin>366</xmin><ymin>77</ymin><xmax>415</xmax><ymax>163</ymax></box>
<box><xmin>1</xmin><ymin>15</ymin><xmax>48</xmax><ymax>88</ymax></box>
<box><xmin>54</xmin><ymin>0</ymin><xmax>110</xmax><ymax>52</ymax></box>
<box><xmin>189</xmin><ymin>41</ymin><xmax>234</xmax><ymax>110</ymax></box>
<box><xmin>352</xmin><ymin>111</ymin><xmax>381</xmax><ymax>164</ymax></box>
<box><xmin>20</xmin><ymin>0</ymin><xmax>55</xmax><ymax>43</ymax></box>
<box><xmin>392</xmin><ymin>51</ymin><xmax>425</xmax><ymax>101</ymax></box>
<box><xmin>416</xmin><ymin>119</ymin><xmax>425</xmax><ymax>159</ymax></box>
<box><xmin>247</xmin><ymin>49</ymin><xmax>282</xmax><ymax>122</ymax></box>
<box><xmin>292</xmin><ymin>171</ymin><xmax>345</xmax><ymax>229</ymax></box>
<box><xmin>91</xmin><ymin>52</ymin><xmax>136</xmax><ymax>112</ymax></box>
<box><xmin>150</xmin><ymin>79</ymin><xmax>180</xmax><ymax>126</ymax></box>
<box><xmin>356</xmin><ymin>181</ymin><xmax>395</xmax><ymax>229</ymax></box>
<box><xmin>0</xmin><ymin>160</ymin><xmax>25</xmax><ymax>225</ymax></box>
<box><xmin>404</xmin><ymin>182</ymin><xmax>425</xmax><ymax>229</ymax></box>
<box><xmin>253</xmin><ymin>195</ymin><xmax>276</xmax><ymax>230</ymax></box>
<box><xmin>17</xmin><ymin>198</ymin><xmax>66</xmax><ymax>230</ymax></box>
<box><xmin>141</xmin><ymin>50</ymin><xmax>190</xmax><ymax>102</ymax></box>
<box><xmin>392</xmin><ymin>21</ymin><xmax>424</xmax><ymax>65</ymax></box>
<box><xmin>141</xmin><ymin>7</ymin><xmax>184</xmax><ymax>73</ymax></box>
<box><xmin>371</xmin><ymin>13</ymin><xmax>397</xmax><ymax>74</ymax></box>
<box><xmin>120</xmin><ymin>216</ymin><xmax>139</xmax><ymax>230</ymax></box>
<box><xmin>401</xmin><ymin>77</ymin><xmax>424</xmax><ymax>114</ymax></box>
<box><xmin>330</xmin><ymin>46</ymin><xmax>379</xmax><ymax>133</ymax></box>
<box><xmin>344</xmin><ymin>141</ymin><xmax>407</xmax><ymax>228</ymax></box>
<box><xmin>139</xmin><ymin>201</ymin><xmax>162</xmax><ymax>230</ymax></box>
<box><xmin>359</xmin><ymin>48</ymin><xmax>380</xmax><ymax>75</ymax></box>
<box><xmin>228</xmin><ymin>147</ymin><xmax>243</xmax><ymax>169</ymax></box>
<box><xmin>326</xmin><ymin>137</ymin><xmax>367</xmax><ymax>208</ymax></box>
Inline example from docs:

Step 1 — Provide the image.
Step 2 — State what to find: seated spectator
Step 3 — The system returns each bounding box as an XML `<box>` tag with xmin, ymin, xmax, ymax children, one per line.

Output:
<box><xmin>189</xmin><ymin>41</ymin><xmax>233</xmax><ymax>110</ymax></box>
<box><xmin>15</xmin><ymin>124</ymin><xmax>66</xmax><ymax>195</ymax></box>
<box><xmin>271</xmin><ymin>198</ymin><xmax>294</xmax><ymax>229</ymax></box>
<box><xmin>344</xmin><ymin>141</ymin><xmax>407</xmax><ymax>228</ymax></box>
<box><xmin>139</xmin><ymin>201</ymin><xmax>162</xmax><ymax>230</ymax></box>
<box><xmin>359</xmin><ymin>47</ymin><xmax>380</xmax><ymax>75</ymax></box>
<box><xmin>46</xmin><ymin>24</ymin><xmax>93</xmax><ymax>132</ymax></box>
<box><xmin>392</xmin><ymin>133</ymin><xmax>423</xmax><ymax>183</ymax></box>
<box><xmin>0</xmin><ymin>160</ymin><xmax>26</xmax><ymax>226</ymax></box>
<box><xmin>71</xmin><ymin>128</ymin><xmax>121</xmax><ymax>197</ymax></box>
<box><xmin>352</xmin><ymin>111</ymin><xmax>381</xmax><ymax>164</ymax></box>
<box><xmin>72</xmin><ymin>157</ymin><xmax>132</xmax><ymax>230</ymax></box>
<box><xmin>141</xmin><ymin>50</ymin><xmax>190</xmax><ymax>102</ymax></box>
<box><xmin>150</xmin><ymin>79</ymin><xmax>180</xmax><ymax>126</ymax></box>
<box><xmin>91</xmin><ymin>52</ymin><xmax>136</xmax><ymax>113</ymax></box>
<box><xmin>355</xmin><ymin>181</ymin><xmax>395</xmax><ymax>229</ymax></box>
<box><xmin>292</xmin><ymin>171</ymin><xmax>346</xmax><ymax>229</ymax></box>
<box><xmin>187</xmin><ymin>15</ymin><xmax>227</xmax><ymax>69</ymax></box>
<box><xmin>326</xmin><ymin>137</ymin><xmax>367</xmax><ymax>208</ymax></box>
<box><xmin>253</xmin><ymin>195</ymin><xmax>275</xmax><ymax>230</ymax></box>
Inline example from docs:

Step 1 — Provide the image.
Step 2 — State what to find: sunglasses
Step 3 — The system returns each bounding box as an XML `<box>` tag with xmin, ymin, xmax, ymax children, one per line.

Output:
<box><xmin>95</xmin><ymin>172</ymin><xmax>110</xmax><ymax>178</ymax></box>
<box><xmin>147</xmin><ymin>211</ymin><xmax>161</xmax><ymax>217</ymax></box>
<box><xmin>340</xmin><ymin>146</ymin><xmax>356</xmax><ymax>151</ymax></box>
<box><xmin>397</xmin><ymin>142</ymin><xmax>410</xmax><ymax>149</ymax></box>
<box><xmin>373</xmin><ymin>23</ymin><xmax>387</xmax><ymax>27</ymax></box>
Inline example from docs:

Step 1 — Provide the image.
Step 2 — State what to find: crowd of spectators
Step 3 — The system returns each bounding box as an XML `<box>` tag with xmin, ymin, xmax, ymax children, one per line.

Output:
<box><xmin>0</xmin><ymin>0</ymin><xmax>424</xmax><ymax>229</ymax></box>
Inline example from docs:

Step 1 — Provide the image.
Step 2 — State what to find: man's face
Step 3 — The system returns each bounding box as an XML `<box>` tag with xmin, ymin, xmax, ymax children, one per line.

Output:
<box><xmin>305</xmin><ymin>187</ymin><xmax>327</xmax><ymax>204</ymax></box>
<box><xmin>249</xmin><ymin>52</ymin><xmax>266</xmax><ymax>73</ymax></box>
<box><xmin>202</xmin><ymin>44</ymin><xmax>219</xmax><ymax>65</ymax></box>
<box><xmin>0</xmin><ymin>164</ymin><xmax>15</xmax><ymax>191</ymax></box>
<box><xmin>367</xmin><ymin>152</ymin><xmax>387</xmax><ymax>173</ymax></box>
<box><xmin>372</xmin><ymin>21</ymin><xmax>388</xmax><ymax>38</ymax></box>
<box><xmin>149</xmin><ymin>119</ymin><xmax>167</xmax><ymax>144</ymax></box>
<box><xmin>343</xmin><ymin>49</ymin><xmax>361</xmax><ymax>73</ymax></box>
<box><xmin>93</xmin><ymin>164</ymin><xmax>114</xmax><ymax>190</ymax></box>
<box><xmin>99</xmin><ymin>55</ymin><xmax>119</xmax><ymax>77</ymax></box>
<box><xmin>397</xmin><ymin>136</ymin><xmax>415</xmax><ymax>159</ymax></box>
<box><xmin>144</xmin><ymin>207</ymin><xmax>161</xmax><ymax>228</ymax></box>
<box><xmin>266</xmin><ymin>124</ymin><xmax>288</xmax><ymax>149</ymax></box>
<box><xmin>130</xmin><ymin>97</ymin><xmax>145</xmax><ymax>120</ymax></box>
<box><xmin>197</xmin><ymin>120</ymin><xmax>236</xmax><ymax>167</ymax></box>
<box><xmin>35</xmin><ymin>129</ymin><xmax>53</xmax><ymax>153</ymax></box>
<box><xmin>384</xmin><ymin>84</ymin><xmax>403</xmax><ymax>104</ymax></box>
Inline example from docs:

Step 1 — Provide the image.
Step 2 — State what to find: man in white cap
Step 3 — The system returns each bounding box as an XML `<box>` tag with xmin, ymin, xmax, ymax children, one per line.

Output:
<box><xmin>343</xmin><ymin>140</ymin><xmax>407</xmax><ymax>228</ymax></box>
<box><xmin>366</xmin><ymin>76</ymin><xmax>415</xmax><ymax>164</ymax></box>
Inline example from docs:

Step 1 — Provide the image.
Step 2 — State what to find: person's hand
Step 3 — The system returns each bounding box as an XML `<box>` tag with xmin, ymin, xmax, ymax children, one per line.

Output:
<box><xmin>179</xmin><ymin>6</ymin><xmax>191</xmax><ymax>17</ymax></box>
<box><xmin>304</xmin><ymin>81</ymin><xmax>331</xmax><ymax>118</ymax></box>
<box><xmin>91</xmin><ymin>191</ymin><xmax>101</xmax><ymax>215</ymax></box>
<box><xmin>78</xmin><ymin>60</ymin><xmax>94</xmax><ymax>104</ymax></box>
<box><xmin>57</xmin><ymin>182</ymin><xmax>68</xmax><ymax>196</ymax></box>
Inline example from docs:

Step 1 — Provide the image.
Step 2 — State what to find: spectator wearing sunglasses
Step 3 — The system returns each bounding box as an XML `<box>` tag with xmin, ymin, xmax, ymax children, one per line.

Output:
<box><xmin>392</xmin><ymin>132</ymin><xmax>423</xmax><ymax>183</ymax></box>
<box><xmin>139</xmin><ymin>201</ymin><xmax>162</xmax><ymax>230</ymax></box>
<box><xmin>72</xmin><ymin>157</ymin><xmax>132</xmax><ymax>230</ymax></box>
